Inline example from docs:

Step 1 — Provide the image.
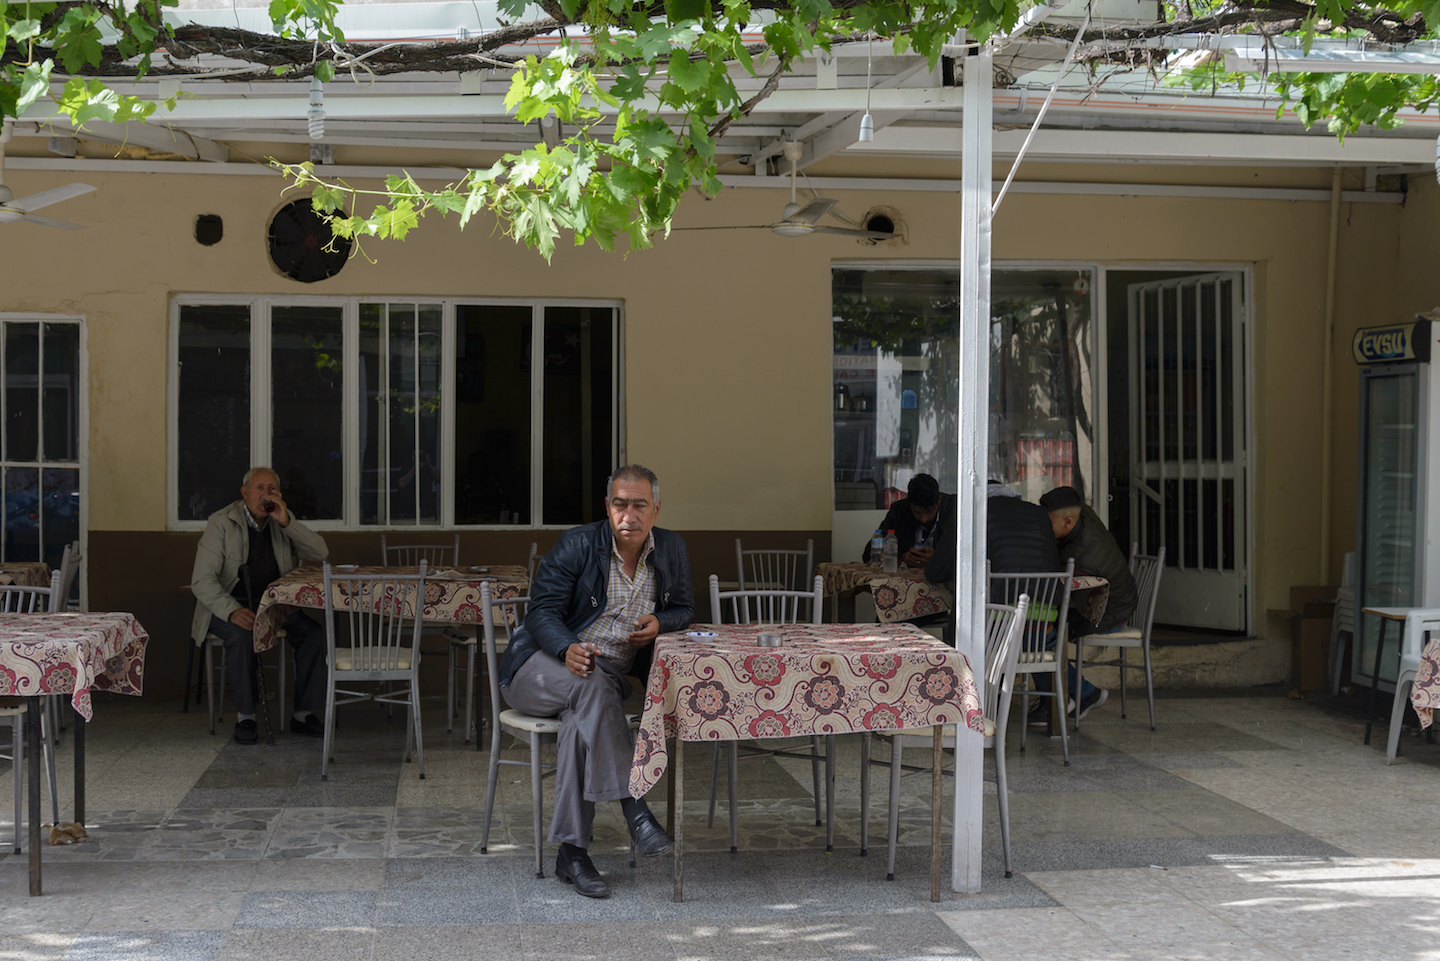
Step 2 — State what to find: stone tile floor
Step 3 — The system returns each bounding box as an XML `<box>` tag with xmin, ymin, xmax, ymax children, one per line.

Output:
<box><xmin>0</xmin><ymin>687</ymin><xmax>1437</xmax><ymax>960</ymax></box>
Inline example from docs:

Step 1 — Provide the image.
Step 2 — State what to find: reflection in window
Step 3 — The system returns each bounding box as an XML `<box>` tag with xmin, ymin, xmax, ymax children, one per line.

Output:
<box><xmin>178</xmin><ymin>305</ymin><xmax>250</xmax><ymax>520</ymax></box>
<box><xmin>542</xmin><ymin>306</ymin><xmax>613</xmax><ymax>526</ymax></box>
<box><xmin>360</xmin><ymin>304</ymin><xmax>443</xmax><ymax>526</ymax></box>
<box><xmin>453</xmin><ymin>305</ymin><xmax>532</xmax><ymax>525</ymax></box>
<box><xmin>272</xmin><ymin>306</ymin><xmax>344</xmax><ymax>519</ymax></box>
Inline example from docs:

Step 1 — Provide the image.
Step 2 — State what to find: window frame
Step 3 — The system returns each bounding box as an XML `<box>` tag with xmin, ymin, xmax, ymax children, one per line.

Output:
<box><xmin>0</xmin><ymin>312</ymin><xmax>87</xmax><ymax>607</ymax></box>
<box><xmin>168</xmin><ymin>294</ymin><xmax>625</xmax><ymax>532</ymax></box>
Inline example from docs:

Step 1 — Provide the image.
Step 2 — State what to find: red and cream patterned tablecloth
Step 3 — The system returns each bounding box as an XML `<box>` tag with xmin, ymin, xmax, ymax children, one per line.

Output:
<box><xmin>252</xmin><ymin>565</ymin><xmax>529</xmax><ymax>652</ymax></box>
<box><xmin>0</xmin><ymin>562</ymin><xmax>52</xmax><ymax>588</ymax></box>
<box><xmin>1413</xmin><ymin>637</ymin><xmax>1440</xmax><ymax>730</ymax></box>
<box><xmin>815</xmin><ymin>562</ymin><xmax>955</xmax><ymax>623</ymax></box>
<box><xmin>0</xmin><ymin>612</ymin><xmax>148</xmax><ymax>719</ymax></box>
<box><xmin>629</xmin><ymin>622</ymin><xmax>984</xmax><ymax>797</ymax></box>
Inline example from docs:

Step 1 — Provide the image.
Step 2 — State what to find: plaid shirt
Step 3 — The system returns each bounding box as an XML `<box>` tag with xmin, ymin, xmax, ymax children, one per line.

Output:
<box><xmin>575</xmin><ymin>532</ymin><xmax>656</xmax><ymax>673</ymax></box>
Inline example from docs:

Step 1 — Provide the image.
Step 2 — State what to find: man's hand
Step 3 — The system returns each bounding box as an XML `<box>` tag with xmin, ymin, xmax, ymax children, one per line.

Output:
<box><xmin>626</xmin><ymin>614</ymin><xmax>660</xmax><ymax>648</ymax></box>
<box><xmin>565</xmin><ymin>642</ymin><xmax>601</xmax><ymax>678</ymax></box>
<box><xmin>267</xmin><ymin>495</ymin><xmax>292</xmax><ymax>528</ymax></box>
<box><xmin>229</xmin><ymin>607</ymin><xmax>256</xmax><ymax>631</ymax></box>
<box><xmin>903</xmin><ymin>547</ymin><xmax>935</xmax><ymax>567</ymax></box>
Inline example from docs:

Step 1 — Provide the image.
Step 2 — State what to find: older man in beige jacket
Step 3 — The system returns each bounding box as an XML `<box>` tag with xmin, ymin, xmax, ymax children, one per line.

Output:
<box><xmin>190</xmin><ymin>467</ymin><xmax>329</xmax><ymax>744</ymax></box>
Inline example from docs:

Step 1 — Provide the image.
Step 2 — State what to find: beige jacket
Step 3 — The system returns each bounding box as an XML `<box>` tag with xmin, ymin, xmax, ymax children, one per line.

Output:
<box><xmin>189</xmin><ymin>499</ymin><xmax>329</xmax><ymax>645</ymax></box>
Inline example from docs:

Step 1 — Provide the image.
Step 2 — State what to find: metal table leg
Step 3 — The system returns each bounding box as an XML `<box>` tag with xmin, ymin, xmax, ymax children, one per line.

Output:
<box><xmin>27</xmin><ymin>695</ymin><xmax>41</xmax><ymax>896</ymax></box>
<box><xmin>73</xmin><ymin>706</ymin><xmax>85</xmax><ymax>826</ymax></box>
<box><xmin>825</xmin><ymin>734</ymin><xmax>836</xmax><ymax>854</ymax></box>
<box><xmin>672</xmin><ymin>736</ymin><xmax>685</xmax><ymax>902</ymax></box>
<box><xmin>930</xmin><ymin>724</ymin><xmax>943</xmax><ymax>902</ymax></box>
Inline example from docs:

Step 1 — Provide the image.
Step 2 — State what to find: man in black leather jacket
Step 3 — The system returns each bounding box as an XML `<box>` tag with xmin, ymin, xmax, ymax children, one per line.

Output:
<box><xmin>499</xmin><ymin>464</ymin><xmax>694</xmax><ymax>898</ymax></box>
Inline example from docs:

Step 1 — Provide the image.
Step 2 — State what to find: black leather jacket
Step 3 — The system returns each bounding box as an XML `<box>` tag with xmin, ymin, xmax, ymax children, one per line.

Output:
<box><xmin>498</xmin><ymin>520</ymin><xmax>694</xmax><ymax>690</ymax></box>
<box><xmin>1058</xmin><ymin>505</ymin><xmax>1137</xmax><ymax>632</ymax></box>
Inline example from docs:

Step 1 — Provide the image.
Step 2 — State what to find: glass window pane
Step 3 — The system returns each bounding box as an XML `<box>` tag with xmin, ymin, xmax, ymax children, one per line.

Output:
<box><xmin>832</xmin><ymin>269</ymin><xmax>961</xmax><ymax>510</ymax></box>
<box><xmin>5</xmin><ymin>323</ymin><xmax>39</xmax><ymax>463</ymax></box>
<box><xmin>42</xmin><ymin>324</ymin><xmax>80</xmax><ymax>463</ymax></box>
<box><xmin>417</xmin><ymin>305</ymin><xmax>442</xmax><ymax>524</ymax></box>
<box><xmin>387</xmin><ymin>305</ymin><xmax>417</xmax><ymax>524</ymax></box>
<box><xmin>454</xmin><ymin>305</ymin><xmax>532</xmax><ymax>525</ymax></box>
<box><xmin>4</xmin><ymin>467</ymin><xmax>40</xmax><ymax>562</ymax></box>
<box><xmin>988</xmin><ymin>269</ymin><xmax>1096</xmax><ymax>503</ymax></box>
<box><xmin>359</xmin><ymin>304</ymin><xmax>382</xmax><ymax>525</ymax></box>
<box><xmin>271</xmin><ymin>305</ymin><xmax>344</xmax><ymax>520</ymax></box>
<box><xmin>41</xmin><ymin>467</ymin><xmax>79</xmax><ymax>586</ymax></box>
<box><xmin>178</xmin><ymin>305</ymin><xmax>250</xmax><ymax>521</ymax></box>
<box><xmin>543</xmin><ymin>306</ymin><xmax>614</xmax><ymax>525</ymax></box>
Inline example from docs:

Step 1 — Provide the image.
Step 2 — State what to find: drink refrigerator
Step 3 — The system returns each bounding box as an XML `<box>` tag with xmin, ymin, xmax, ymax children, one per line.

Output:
<box><xmin>1352</xmin><ymin>317</ymin><xmax>1440</xmax><ymax>693</ymax></box>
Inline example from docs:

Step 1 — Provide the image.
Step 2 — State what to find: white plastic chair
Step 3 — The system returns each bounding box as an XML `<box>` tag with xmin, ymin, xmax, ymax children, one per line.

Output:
<box><xmin>734</xmin><ymin>538</ymin><xmax>815</xmax><ymax>620</ymax></box>
<box><xmin>706</xmin><ymin>573</ymin><xmax>829</xmax><ymax>852</ymax></box>
<box><xmin>320</xmin><ymin>561</ymin><xmax>428</xmax><ymax>781</ymax></box>
<box><xmin>0</xmin><ymin>701</ymin><xmax>57</xmax><ymax>852</ymax></box>
<box><xmin>1074</xmin><ymin>547</ymin><xmax>1166</xmax><ymax>731</ymax></box>
<box><xmin>1385</xmin><ymin>608</ymin><xmax>1440</xmax><ymax>764</ymax></box>
<box><xmin>990</xmin><ymin>559</ymin><xmax>1074</xmax><ymax>764</ymax></box>
<box><xmin>526</xmin><ymin>541</ymin><xmax>546</xmax><ymax>584</ymax></box>
<box><xmin>0</xmin><ymin>569</ymin><xmax>64</xmax><ymax>831</ymax></box>
<box><xmin>859</xmin><ymin>597</ymin><xmax>1028</xmax><ymax>879</ymax></box>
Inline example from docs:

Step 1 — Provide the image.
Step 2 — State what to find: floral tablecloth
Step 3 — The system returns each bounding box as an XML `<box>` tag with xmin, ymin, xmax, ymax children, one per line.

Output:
<box><xmin>1413</xmin><ymin>637</ymin><xmax>1440</xmax><ymax>730</ymax></box>
<box><xmin>252</xmin><ymin>565</ymin><xmax>529</xmax><ymax>652</ymax></box>
<box><xmin>815</xmin><ymin>562</ymin><xmax>955</xmax><ymax>623</ymax></box>
<box><xmin>0</xmin><ymin>562</ymin><xmax>51</xmax><ymax>588</ymax></box>
<box><xmin>0</xmin><ymin>612</ymin><xmax>148</xmax><ymax>719</ymax></box>
<box><xmin>629</xmin><ymin>622</ymin><xmax>984</xmax><ymax>797</ymax></box>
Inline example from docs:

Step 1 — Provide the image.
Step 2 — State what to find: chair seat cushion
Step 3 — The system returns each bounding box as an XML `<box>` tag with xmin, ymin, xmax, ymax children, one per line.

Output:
<box><xmin>499</xmin><ymin>708</ymin><xmax>561</xmax><ymax>734</ymax></box>
<box><xmin>333</xmin><ymin>648</ymin><xmax>414</xmax><ymax>671</ymax></box>
<box><xmin>1085</xmin><ymin>628</ymin><xmax>1142</xmax><ymax>643</ymax></box>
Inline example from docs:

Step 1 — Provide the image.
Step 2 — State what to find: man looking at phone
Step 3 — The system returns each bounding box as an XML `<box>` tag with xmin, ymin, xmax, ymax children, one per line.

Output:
<box><xmin>498</xmin><ymin>464</ymin><xmax>694</xmax><ymax>899</ymax></box>
<box><xmin>190</xmin><ymin>467</ymin><xmax>330</xmax><ymax>744</ymax></box>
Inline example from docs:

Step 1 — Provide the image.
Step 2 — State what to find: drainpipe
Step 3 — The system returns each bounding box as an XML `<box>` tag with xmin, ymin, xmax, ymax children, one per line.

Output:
<box><xmin>1319</xmin><ymin>166</ymin><xmax>1342</xmax><ymax>586</ymax></box>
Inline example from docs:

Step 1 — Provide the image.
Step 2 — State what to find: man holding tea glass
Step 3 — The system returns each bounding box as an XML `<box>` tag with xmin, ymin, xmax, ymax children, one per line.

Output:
<box><xmin>190</xmin><ymin>467</ymin><xmax>330</xmax><ymax>744</ymax></box>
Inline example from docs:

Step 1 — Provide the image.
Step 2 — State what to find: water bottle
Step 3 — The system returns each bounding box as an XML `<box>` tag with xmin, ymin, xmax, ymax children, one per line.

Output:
<box><xmin>882</xmin><ymin>530</ymin><xmax>898</xmax><ymax>573</ymax></box>
<box><xmin>869</xmin><ymin>530</ymin><xmax>885</xmax><ymax>568</ymax></box>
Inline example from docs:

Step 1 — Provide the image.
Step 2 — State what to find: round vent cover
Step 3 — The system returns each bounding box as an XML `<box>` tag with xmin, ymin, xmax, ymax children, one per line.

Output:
<box><xmin>268</xmin><ymin>200</ymin><xmax>351</xmax><ymax>283</ymax></box>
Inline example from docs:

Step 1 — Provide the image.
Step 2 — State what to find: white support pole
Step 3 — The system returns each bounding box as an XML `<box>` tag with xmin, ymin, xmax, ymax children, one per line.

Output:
<box><xmin>952</xmin><ymin>48</ymin><xmax>992</xmax><ymax>896</ymax></box>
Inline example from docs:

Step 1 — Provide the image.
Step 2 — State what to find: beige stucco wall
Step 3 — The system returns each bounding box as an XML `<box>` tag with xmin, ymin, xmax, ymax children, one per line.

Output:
<box><xmin>0</xmin><ymin>153</ymin><xmax>1412</xmax><ymax>639</ymax></box>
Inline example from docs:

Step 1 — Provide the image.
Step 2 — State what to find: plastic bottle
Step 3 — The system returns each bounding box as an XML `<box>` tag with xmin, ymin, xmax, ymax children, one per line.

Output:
<box><xmin>882</xmin><ymin>530</ymin><xmax>898</xmax><ymax>573</ymax></box>
<box><xmin>869</xmin><ymin>530</ymin><xmax>885</xmax><ymax>568</ymax></box>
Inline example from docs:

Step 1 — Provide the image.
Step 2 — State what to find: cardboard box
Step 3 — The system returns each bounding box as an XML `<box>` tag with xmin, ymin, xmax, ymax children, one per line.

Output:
<box><xmin>1291</xmin><ymin>600</ymin><xmax>1335</xmax><ymax>691</ymax></box>
<box><xmin>1290</xmin><ymin>586</ymin><xmax>1335</xmax><ymax>613</ymax></box>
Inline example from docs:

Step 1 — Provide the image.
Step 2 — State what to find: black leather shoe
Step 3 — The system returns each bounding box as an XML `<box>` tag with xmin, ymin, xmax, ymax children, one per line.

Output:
<box><xmin>290</xmin><ymin>714</ymin><xmax>325</xmax><ymax>738</ymax></box>
<box><xmin>555</xmin><ymin>845</ymin><xmax>610</xmax><ymax>898</ymax></box>
<box><xmin>627</xmin><ymin>811</ymin><xmax>674</xmax><ymax>858</ymax></box>
<box><xmin>233</xmin><ymin>719</ymin><xmax>258</xmax><ymax>745</ymax></box>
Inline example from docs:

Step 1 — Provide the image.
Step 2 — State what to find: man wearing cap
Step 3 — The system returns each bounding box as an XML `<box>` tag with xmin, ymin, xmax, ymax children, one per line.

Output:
<box><xmin>862</xmin><ymin>473</ymin><xmax>955</xmax><ymax>568</ymax></box>
<box><xmin>1039</xmin><ymin>486</ymin><xmax>1138</xmax><ymax>720</ymax></box>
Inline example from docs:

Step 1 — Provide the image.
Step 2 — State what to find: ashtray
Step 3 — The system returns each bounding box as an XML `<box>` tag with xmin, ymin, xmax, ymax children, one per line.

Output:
<box><xmin>756</xmin><ymin>633</ymin><xmax>783</xmax><ymax>648</ymax></box>
<box><xmin>333</xmin><ymin>564</ymin><xmax>360</xmax><ymax>572</ymax></box>
<box><xmin>685</xmin><ymin>630</ymin><xmax>717</xmax><ymax>637</ymax></box>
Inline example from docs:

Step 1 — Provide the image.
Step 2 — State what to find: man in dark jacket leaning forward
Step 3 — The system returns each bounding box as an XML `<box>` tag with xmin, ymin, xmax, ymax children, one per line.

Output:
<box><xmin>498</xmin><ymin>464</ymin><xmax>694</xmax><ymax>899</ymax></box>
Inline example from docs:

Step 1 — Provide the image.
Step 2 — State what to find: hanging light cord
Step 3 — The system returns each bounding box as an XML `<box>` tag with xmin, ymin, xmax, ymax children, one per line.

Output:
<box><xmin>991</xmin><ymin>4</ymin><xmax>1092</xmax><ymax>216</ymax></box>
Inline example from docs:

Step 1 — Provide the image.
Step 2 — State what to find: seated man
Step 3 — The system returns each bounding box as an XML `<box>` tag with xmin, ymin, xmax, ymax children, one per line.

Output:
<box><xmin>1039</xmin><ymin>486</ymin><xmax>1139</xmax><ymax>721</ymax></box>
<box><xmin>190</xmin><ymin>467</ymin><xmax>330</xmax><ymax>744</ymax></box>
<box><xmin>498</xmin><ymin>464</ymin><xmax>694</xmax><ymax>899</ymax></box>
<box><xmin>863</xmin><ymin>473</ymin><xmax>954</xmax><ymax>568</ymax></box>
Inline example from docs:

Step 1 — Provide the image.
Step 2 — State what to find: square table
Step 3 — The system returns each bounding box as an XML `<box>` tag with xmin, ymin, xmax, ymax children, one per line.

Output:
<box><xmin>629</xmin><ymin>621</ymin><xmax>985</xmax><ymax>901</ymax></box>
<box><xmin>0</xmin><ymin>562</ymin><xmax>52</xmax><ymax>588</ymax></box>
<box><xmin>0</xmin><ymin>611</ymin><xmax>149</xmax><ymax>895</ymax></box>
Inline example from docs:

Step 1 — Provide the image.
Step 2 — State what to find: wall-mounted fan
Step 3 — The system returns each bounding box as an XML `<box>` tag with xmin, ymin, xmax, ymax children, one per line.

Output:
<box><xmin>767</xmin><ymin>141</ymin><xmax>892</xmax><ymax>240</ymax></box>
<box><xmin>0</xmin><ymin>122</ymin><xmax>96</xmax><ymax>230</ymax></box>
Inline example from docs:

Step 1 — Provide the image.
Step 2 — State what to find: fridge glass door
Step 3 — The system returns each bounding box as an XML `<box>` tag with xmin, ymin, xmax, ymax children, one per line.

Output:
<box><xmin>1357</xmin><ymin>368</ymin><xmax>1419</xmax><ymax>688</ymax></box>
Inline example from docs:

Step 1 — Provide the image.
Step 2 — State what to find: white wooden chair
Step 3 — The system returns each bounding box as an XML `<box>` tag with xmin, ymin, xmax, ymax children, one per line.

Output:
<box><xmin>990</xmin><ymin>558</ymin><xmax>1075</xmax><ymax>764</ymax></box>
<box><xmin>0</xmin><ymin>569</ymin><xmax>64</xmax><ymax>833</ymax></box>
<box><xmin>320</xmin><ymin>561</ymin><xmax>429</xmax><ymax>781</ymax></box>
<box><xmin>1385</xmin><ymin>608</ymin><xmax>1440</xmax><ymax>764</ymax></box>
<box><xmin>707</xmin><ymin>573</ymin><xmax>829</xmax><ymax>852</ymax></box>
<box><xmin>734</xmin><ymin>538</ymin><xmax>815</xmax><ymax>620</ymax></box>
<box><xmin>1074</xmin><ymin>547</ymin><xmax>1166</xmax><ymax>731</ymax></box>
<box><xmin>859</xmin><ymin>597</ymin><xmax>1028</xmax><ymax>879</ymax></box>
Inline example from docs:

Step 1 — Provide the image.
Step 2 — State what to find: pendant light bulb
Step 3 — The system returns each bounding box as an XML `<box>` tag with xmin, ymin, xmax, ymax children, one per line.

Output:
<box><xmin>308</xmin><ymin>77</ymin><xmax>326</xmax><ymax>141</ymax></box>
<box><xmin>858</xmin><ymin>112</ymin><xmax>874</xmax><ymax>142</ymax></box>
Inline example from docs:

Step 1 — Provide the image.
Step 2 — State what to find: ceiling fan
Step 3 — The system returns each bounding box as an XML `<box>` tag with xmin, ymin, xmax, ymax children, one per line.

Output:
<box><xmin>767</xmin><ymin>141</ymin><xmax>892</xmax><ymax>239</ymax></box>
<box><xmin>0</xmin><ymin>122</ymin><xmax>96</xmax><ymax>230</ymax></box>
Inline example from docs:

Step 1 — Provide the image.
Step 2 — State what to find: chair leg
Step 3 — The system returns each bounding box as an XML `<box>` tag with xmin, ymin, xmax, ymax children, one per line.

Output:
<box><xmin>886</xmin><ymin>736</ymin><xmax>902</xmax><ymax>881</ymax></box>
<box><xmin>277</xmin><ymin>644</ymin><xmax>288</xmax><ymax>731</ymax></box>
<box><xmin>1143</xmin><ymin>641</ymin><xmax>1156</xmax><ymax>731</ymax></box>
<box><xmin>824</xmin><ymin>734</ymin><xmax>836</xmax><ymax>854</ymax></box>
<box><xmin>994</xmin><ymin>735</ymin><xmax>1013</xmax><ymax>879</ymax></box>
<box><xmin>11</xmin><ymin>716</ymin><xmax>22</xmax><ymax>853</ymax></box>
<box><xmin>321</xmin><ymin>675</ymin><xmax>337</xmax><ymax>782</ymax></box>
<box><xmin>183</xmin><ymin>640</ymin><xmax>196</xmax><ymax>714</ymax></box>
<box><xmin>707</xmin><ymin>743</ymin><xmax>721</xmax><ymax>828</ymax></box>
<box><xmin>464</xmin><ymin>644</ymin><xmax>477</xmax><ymax>745</ymax></box>
<box><xmin>859</xmin><ymin>732</ymin><xmax>870</xmax><ymax>857</ymax></box>
<box><xmin>1073</xmin><ymin>641</ymin><xmax>1085</xmax><ymax>732</ymax></box>
<box><xmin>1118</xmin><ymin>647</ymin><xmax>1129</xmax><ymax>719</ymax></box>
<box><xmin>727</xmin><ymin>742</ymin><xmax>739</xmax><ymax>853</ymax></box>
<box><xmin>810</xmin><ymin>735</ymin><xmax>823</xmax><ymax>827</ymax></box>
<box><xmin>205</xmin><ymin>643</ymin><xmax>217</xmax><ymax>736</ymax></box>
<box><xmin>1053</xmin><ymin>660</ymin><xmax>1070</xmax><ymax>766</ymax></box>
<box><xmin>1387</xmin><ymin>680</ymin><xmax>1415</xmax><ymax>764</ymax></box>
<box><xmin>481</xmin><ymin>723</ymin><xmax>503</xmax><ymax>854</ymax></box>
<box><xmin>1017</xmin><ymin>679</ymin><xmax>1029</xmax><ymax>754</ymax></box>
<box><xmin>530</xmin><ymin>731</ymin><xmax>545</xmax><ymax>879</ymax></box>
<box><xmin>410</xmin><ymin>682</ymin><xmax>425</xmax><ymax>780</ymax></box>
<box><xmin>39</xmin><ymin>707</ymin><xmax>58</xmax><ymax>827</ymax></box>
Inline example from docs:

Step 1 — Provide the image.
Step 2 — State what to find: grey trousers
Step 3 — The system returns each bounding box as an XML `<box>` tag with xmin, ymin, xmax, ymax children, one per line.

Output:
<box><xmin>502</xmin><ymin>652</ymin><xmax>635</xmax><ymax>848</ymax></box>
<box><xmin>207</xmin><ymin>611</ymin><xmax>327</xmax><ymax>716</ymax></box>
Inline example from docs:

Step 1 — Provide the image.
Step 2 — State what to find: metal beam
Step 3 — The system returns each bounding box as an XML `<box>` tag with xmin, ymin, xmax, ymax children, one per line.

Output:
<box><xmin>14</xmin><ymin>119</ymin><xmax>228</xmax><ymax>162</ymax></box>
